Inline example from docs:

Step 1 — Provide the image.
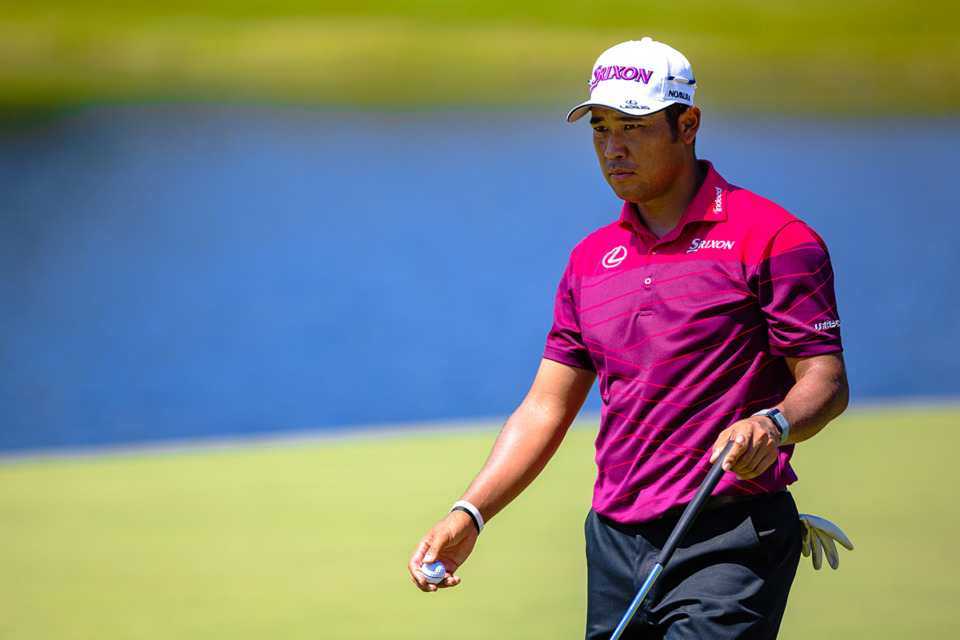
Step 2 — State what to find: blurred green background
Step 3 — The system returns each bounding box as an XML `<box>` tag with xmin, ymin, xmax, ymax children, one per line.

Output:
<box><xmin>1</xmin><ymin>408</ymin><xmax>958</xmax><ymax>638</ymax></box>
<box><xmin>3</xmin><ymin>2</ymin><xmax>958</xmax><ymax>637</ymax></box>
<box><xmin>2</xmin><ymin>0</ymin><xmax>959</xmax><ymax>126</ymax></box>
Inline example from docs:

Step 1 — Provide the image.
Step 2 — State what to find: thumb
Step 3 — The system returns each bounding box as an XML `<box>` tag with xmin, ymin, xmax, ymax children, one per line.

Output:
<box><xmin>421</xmin><ymin>527</ymin><xmax>450</xmax><ymax>565</ymax></box>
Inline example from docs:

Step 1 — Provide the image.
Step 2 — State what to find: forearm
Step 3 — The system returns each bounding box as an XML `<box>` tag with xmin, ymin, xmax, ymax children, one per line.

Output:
<box><xmin>775</xmin><ymin>352</ymin><xmax>849</xmax><ymax>445</ymax></box>
<box><xmin>459</xmin><ymin>360</ymin><xmax>595</xmax><ymax>524</ymax></box>
<box><xmin>409</xmin><ymin>407</ymin><xmax>567</xmax><ymax>594</ymax></box>
<box><xmin>713</xmin><ymin>352</ymin><xmax>848</xmax><ymax>478</ymax></box>
<box><xmin>461</xmin><ymin>402</ymin><xmax>571</xmax><ymax>523</ymax></box>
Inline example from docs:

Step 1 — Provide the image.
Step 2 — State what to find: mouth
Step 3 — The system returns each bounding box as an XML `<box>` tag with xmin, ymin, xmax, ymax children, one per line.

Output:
<box><xmin>607</xmin><ymin>169</ymin><xmax>634</xmax><ymax>182</ymax></box>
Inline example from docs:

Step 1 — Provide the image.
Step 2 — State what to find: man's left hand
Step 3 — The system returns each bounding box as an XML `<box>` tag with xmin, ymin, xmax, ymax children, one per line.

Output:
<box><xmin>709</xmin><ymin>415</ymin><xmax>781</xmax><ymax>480</ymax></box>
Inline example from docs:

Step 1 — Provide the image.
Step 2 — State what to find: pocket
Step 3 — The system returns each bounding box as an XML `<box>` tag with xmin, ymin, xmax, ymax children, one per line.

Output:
<box><xmin>747</xmin><ymin>494</ymin><xmax>802</xmax><ymax>569</ymax></box>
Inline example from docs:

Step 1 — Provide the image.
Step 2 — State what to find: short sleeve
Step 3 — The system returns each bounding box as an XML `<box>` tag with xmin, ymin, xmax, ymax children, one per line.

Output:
<box><xmin>758</xmin><ymin>221</ymin><xmax>843</xmax><ymax>357</ymax></box>
<box><xmin>543</xmin><ymin>254</ymin><xmax>595</xmax><ymax>371</ymax></box>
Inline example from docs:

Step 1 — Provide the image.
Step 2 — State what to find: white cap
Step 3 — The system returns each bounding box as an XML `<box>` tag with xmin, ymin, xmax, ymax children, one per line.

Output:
<box><xmin>566</xmin><ymin>38</ymin><xmax>696</xmax><ymax>123</ymax></box>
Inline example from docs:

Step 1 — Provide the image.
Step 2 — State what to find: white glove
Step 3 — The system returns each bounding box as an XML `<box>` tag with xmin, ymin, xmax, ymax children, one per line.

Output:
<box><xmin>799</xmin><ymin>514</ymin><xmax>854</xmax><ymax>570</ymax></box>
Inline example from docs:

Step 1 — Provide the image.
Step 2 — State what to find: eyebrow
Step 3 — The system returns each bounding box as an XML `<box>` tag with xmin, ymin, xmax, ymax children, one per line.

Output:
<box><xmin>589</xmin><ymin>114</ymin><xmax>650</xmax><ymax>125</ymax></box>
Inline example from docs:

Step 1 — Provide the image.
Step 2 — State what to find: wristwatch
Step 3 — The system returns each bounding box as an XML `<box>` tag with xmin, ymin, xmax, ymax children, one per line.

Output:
<box><xmin>752</xmin><ymin>408</ymin><xmax>789</xmax><ymax>446</ymax></box>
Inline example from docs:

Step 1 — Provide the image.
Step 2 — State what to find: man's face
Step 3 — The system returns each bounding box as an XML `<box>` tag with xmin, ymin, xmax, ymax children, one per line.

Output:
<box><xmin>590</xmin><ymin>106</ymin><xmax>693</xmax><ymax>205</ymax></box>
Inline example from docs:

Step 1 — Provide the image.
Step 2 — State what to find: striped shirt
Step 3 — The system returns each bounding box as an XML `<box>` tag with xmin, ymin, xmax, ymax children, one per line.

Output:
<box><xmin>544</xmin><ymin>161</ymin><xmax>842</xmax><ymax>523</ymax></box>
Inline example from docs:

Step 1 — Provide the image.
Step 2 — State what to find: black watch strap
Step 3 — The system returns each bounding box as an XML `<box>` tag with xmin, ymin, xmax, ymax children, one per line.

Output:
<box><xmin>752</xmin><ymin>408</ymin><xmax>789</xmax><ymax>446</ymax></box>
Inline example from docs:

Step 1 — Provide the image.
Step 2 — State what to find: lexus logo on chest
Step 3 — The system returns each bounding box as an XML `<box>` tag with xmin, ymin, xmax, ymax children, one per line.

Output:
<box><xmin>602</xmin><ymin>246</ymin><xmax>628</xmax><ymax>268</ymax></box>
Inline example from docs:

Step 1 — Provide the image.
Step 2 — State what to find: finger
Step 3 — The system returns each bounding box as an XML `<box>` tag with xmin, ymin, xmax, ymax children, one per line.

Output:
<box><xmin>421</xmin><ymin>530</ymin><xmax>447</xmax><ymax>565</ymax></box>
<box><xmin>411</xmin><ymin>559</ymin><xmax>459</xmax><ymax>593</ymax></box>
<box><xmin>410</xmin><ymin>538</ymin><xmax>429</xmax><ymax>566</ymax></box>
<box><xmin>409</xmin><ymin>537</ymin><xmax>441</xmax><ymax>588</ymax></box>
<box><xmin>729</xmin><ymin>434</ymin><xmax>759</xmax><ymax>472</ymax></box>
<box><xmin>419</xmin><ymin>569</ymin><xmax>461</xmax><ymax>591</ymax></box>
<box><xmin>722</xmin><ymin>434</ymin><xmax>748</xmax><ymax>472</ymax></box>
<box><xmin>408</xmin><ymin>556</ymin><xmax>425</xmax><ymax>586</ymax></box>
<box><xmin>814</xmin><ymin>527</ymin><xmax>841</xmax><ymax>570</ymax></box>
<box><xmin>799</xmin><ymin>520</ymin><xmax>812</xmax><ymax>557</ymax></box>
<box><xmin>802</xmin><ymin>514</ymin><xmax>854</xmax><ymax>550</ymax></box>
<box><xmin>730</xmin><ymin>420</ymin><xmax>781</xmax><ymax>479</ymax></box>
<box><xmin>810</xmin><ymin>532</ymin><xmax>823</xmax><ymax>570</ymax></box>
<box><xmin>728</xmin><ymin>438</ymin><xmax>760</xmax><ymax>475</ymax></box>
<box><xmin>734</xmin><ymin>448</ymin><xmax>778</xmax><ymax>480</ymax></box>
<box><xmin>411</xmin><ymin>573</ymin><xmax>437</xmax><ymax>593</ymax></box>
<box><xmin>409</xmin><ymin>537</ymin><xmax>434</xmax><ymax>575</ymax></box>
<box><xmin>727</xmin><ymin>434</ymin><xmax>776</xmax><ymax>479</ymax></box>
<box><xmin>710</xmin><ymin>436</ymin><xmax>731</xmax><ymax>464</ymax></box>
<box><xmin>439</xmin><ymin>574</ymin><xmax>461</xmax><ymax>589</ymax></box>
<box><xmin>409</xmin><ymin>563</ymin><xmax>431</xmax><ymax>590</ymax></box>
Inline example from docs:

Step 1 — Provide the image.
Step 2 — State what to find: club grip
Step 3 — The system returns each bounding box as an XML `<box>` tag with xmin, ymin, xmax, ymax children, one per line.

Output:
<box><xmin>656</xmin><ymin>440</ymin><xmax>734</xmax><ymax>566</ymax></box>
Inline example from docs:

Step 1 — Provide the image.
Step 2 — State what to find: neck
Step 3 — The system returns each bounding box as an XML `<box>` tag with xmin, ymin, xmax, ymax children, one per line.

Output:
<box><xmin>635</xmin><ymin>160</ymin><xmax>706</xmax><ymax>239</ymax></box>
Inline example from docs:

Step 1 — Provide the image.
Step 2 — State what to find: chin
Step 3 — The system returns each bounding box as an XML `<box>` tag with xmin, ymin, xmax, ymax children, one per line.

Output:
<box><xmin>608</xmin><ymin>184</ymin><xmax>641</xmax><ymax>202</ymax></box>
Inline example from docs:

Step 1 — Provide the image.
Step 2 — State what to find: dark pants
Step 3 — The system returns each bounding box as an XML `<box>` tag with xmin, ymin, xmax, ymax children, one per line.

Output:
<box><xmin>585</xmin><ymin>491</ymin><xmax>802</xmax><ymax>640</ymax></box>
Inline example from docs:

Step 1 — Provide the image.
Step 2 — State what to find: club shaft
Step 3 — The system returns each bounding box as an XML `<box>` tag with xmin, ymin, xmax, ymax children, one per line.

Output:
<box><xmin>609</xmin><ymin>441</ymin><xmax>734</xmax><ymax>639</ymax></box>
<box><xmin>657</xmin><ymin>440</ymin><xmax>734</xmax><ymax>566</ymax></box>
<box><xmin>609</xmin><ymin>563</ymin><xmax>662</xmax><ymax>640</ymax></box>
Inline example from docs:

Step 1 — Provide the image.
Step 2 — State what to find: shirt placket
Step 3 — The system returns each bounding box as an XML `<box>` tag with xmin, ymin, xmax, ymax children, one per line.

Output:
<box><xmin>637</xmin><ymin>237</ymin><xmax>662</xmax><ymax>318</ymax></box>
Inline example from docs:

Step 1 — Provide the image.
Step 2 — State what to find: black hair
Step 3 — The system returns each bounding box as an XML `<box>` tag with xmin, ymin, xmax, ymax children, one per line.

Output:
<box><xmin>663</xmin><ymin>102</ymin><xmax>690</xmax><ymax>142</ymax></box>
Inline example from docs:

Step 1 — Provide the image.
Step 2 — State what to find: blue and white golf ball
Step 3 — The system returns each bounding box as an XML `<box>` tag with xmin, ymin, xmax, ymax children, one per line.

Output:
<box><xmin>420</xmin><ymin>561</ymin><xmax>446</xmax><ymax>584</ymax></box>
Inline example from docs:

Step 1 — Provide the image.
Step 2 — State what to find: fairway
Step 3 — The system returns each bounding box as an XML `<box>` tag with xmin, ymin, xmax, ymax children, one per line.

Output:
<box><xmin>1</xmin><ymin>406</ymin><xmax>958</xmax><ymax>638</ymax></box>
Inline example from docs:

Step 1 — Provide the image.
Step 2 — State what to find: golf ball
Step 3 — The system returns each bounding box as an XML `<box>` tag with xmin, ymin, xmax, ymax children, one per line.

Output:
<box><xmin>420</xmin><ymin>561</ymin><xmax>446</xmax><ymax>584</ymax></box>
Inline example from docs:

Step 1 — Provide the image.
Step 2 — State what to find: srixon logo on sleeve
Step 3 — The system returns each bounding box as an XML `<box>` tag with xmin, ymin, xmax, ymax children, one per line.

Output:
<box><xmin>591</xmin><ymin>66</ymin><xmax>654</xmax><ymax>91</ymax></box>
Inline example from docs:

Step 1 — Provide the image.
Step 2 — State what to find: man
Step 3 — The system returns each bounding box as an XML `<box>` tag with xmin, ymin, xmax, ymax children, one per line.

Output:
<box><xmin>408</xmin><ymin>38</ymin><xmax>849</xmax><ymax>639</ymax></box>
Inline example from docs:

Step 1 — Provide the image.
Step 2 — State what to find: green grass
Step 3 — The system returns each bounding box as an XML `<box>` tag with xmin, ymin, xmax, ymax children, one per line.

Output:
<box><xmin>1</xmin><ymin>0</ymin><xmax>959</xmax><ymax>124</ymax></box>
<box><xmin>1</xmin><ymin>406</ymin><xmax>958</xmax><ymax>638</ymax></box>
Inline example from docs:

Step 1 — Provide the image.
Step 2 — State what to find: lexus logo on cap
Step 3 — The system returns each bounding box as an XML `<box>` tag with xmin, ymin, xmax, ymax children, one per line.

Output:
<box><xmin>602</xmin><ymin>246</ymin><xmax>628</xmax><ymax>268</ymax></box>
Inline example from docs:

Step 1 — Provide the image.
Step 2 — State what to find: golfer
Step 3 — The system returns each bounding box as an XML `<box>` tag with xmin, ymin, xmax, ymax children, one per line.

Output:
<box><xmin>408</xmin><ymin>38</ymin><xmax>849</xmax><ymax>639</ymax></box>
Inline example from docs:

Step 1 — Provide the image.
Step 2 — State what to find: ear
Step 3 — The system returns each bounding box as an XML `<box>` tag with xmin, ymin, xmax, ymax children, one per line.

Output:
<box><xmin>679</xmin><ymin>106</ymin><xmax>701</xmax><ymax>144</ymax></box>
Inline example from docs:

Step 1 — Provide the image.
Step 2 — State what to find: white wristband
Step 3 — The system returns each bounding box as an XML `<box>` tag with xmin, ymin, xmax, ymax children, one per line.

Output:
<box><xmin>451</xmin><ymin>500</ymin><xmax>484</xmax><ymax>534</ymax></box>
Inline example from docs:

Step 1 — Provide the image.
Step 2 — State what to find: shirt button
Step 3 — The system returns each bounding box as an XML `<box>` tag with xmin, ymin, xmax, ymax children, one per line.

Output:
<box><xmin>644</xmin><ymin>277</ymin><xmax>652</xmax><ymax>285</ymax></box>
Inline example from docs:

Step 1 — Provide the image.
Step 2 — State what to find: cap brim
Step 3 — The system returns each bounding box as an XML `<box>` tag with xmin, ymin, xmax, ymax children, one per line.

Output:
<box><xmin>565</xmin><ymin>103</ymin><xmax>593</xmax><ymax>123</ymax></box>
<box><xmin>566</xmin><ymin>100</ymin><xmax>678</xmax><ymax>123</ymax></box>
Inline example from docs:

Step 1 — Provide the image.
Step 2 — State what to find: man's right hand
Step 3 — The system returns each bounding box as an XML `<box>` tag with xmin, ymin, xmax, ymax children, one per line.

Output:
<box><xmin>408</xmin><ymin>509</ymin><xmax>479</xmax><ymax>592</ymax></box>
<box><xmin>407</xmin><ymin>361</ymin><xmax>594</xmax><ymax>592</ymax></box>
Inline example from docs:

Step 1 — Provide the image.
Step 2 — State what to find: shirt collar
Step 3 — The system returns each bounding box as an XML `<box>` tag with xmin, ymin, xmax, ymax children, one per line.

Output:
<box><xmin>618</xmin><ymin>160</ymin><xmax>729</xmax><ymax>236</ymax></box>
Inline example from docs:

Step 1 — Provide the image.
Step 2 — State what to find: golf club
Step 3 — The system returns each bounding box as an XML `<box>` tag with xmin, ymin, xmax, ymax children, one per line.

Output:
<box><xmin>609</xmin><ymin>439</ymin><xmax>735</xmax><ymax>640</ymax></box>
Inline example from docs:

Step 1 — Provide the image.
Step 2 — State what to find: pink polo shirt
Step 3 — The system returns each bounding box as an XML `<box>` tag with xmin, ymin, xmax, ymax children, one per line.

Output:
<box><xmin>544</xmin><ymin>161</ymin><xmax>842</xmax><ymax>524</ymax></box>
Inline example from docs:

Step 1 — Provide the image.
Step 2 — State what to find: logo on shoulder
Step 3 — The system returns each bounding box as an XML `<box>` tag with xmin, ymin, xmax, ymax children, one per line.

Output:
<box><xmin>814</xmin><ymin>320</ymin><xmax>841</xmax><ymax>332</ymax></box>
<box><xmin>686</xmin><ymin>238</ymin><xmax>735</xmax><ymax>254</ymax></box>
<box><xmin>602</xmin><ymin>246</ymin><xmax>628</xmax><ymax>268</ymax></box>
<box><xmin>713</xmin><ymin>186</ymin><xmax>723</xmax><ymax>214</ymax></box>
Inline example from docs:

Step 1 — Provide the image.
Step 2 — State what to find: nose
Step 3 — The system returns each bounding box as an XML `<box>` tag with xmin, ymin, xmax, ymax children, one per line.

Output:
<box><xmin>603</xmin><ymin>131</ymin><xmax>627</xmax><ymax>159</ymax></box>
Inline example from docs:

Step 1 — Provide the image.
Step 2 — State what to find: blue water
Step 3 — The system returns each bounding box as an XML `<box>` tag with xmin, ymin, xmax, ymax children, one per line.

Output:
<box><xmin>1</xmin><ymin>106</ymin><xmax>958</xmax><ymax>451</ymax></box>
